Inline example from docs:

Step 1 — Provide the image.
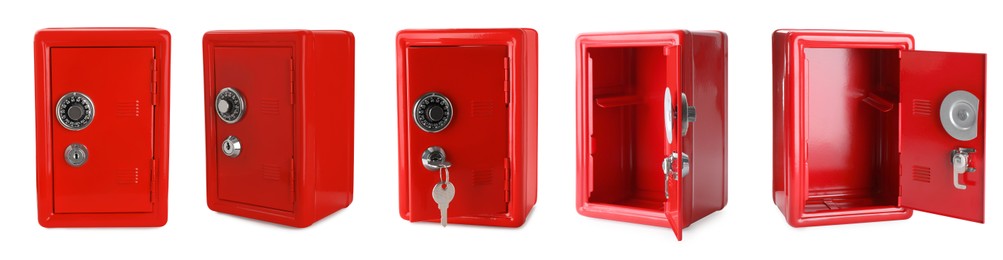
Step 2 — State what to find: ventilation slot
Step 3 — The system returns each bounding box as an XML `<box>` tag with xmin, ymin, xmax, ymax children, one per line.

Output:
<box><xmin>912</xmin><ymin>99</ymin><xmax>932</xmax><ymax>116</ymax></box>
<box><xmin>912</xmin><ymin>166</ymin><xmax>932</xmax><ymax>183</ymax></box>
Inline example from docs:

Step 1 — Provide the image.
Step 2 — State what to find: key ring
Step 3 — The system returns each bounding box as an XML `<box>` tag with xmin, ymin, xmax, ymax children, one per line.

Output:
<box><xmin>438</xmin><ymin>165</ymin><xmax>451</xmax><ymax>187</ymax></box>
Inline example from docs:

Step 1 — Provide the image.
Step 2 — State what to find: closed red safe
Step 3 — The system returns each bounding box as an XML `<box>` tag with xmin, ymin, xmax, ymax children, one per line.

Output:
<box><xmin>397</xmin><ymin>29</ymin><xmax>538</xmax><ymax>227</ymax></box>
<box><xmin>576</xmin><ymin>31</ymin><xmax>728</xmax><ymax>240</ymax></box>
<box><xmin>35</xmin><ymin>28</ymin><xmax>171</xmax><ymax>227</ymax></box>
<box><xmin>773</xmin><ymin>29</ymin><xmax>986</xmax><ymax>227</ymax></box>
<box><xmin>203</xmin><ymin>30</ymin><xmax>354</xmax><ymax>227</ymax></box>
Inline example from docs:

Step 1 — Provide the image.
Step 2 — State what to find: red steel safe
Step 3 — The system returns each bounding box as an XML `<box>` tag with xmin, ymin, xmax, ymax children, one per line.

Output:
<box><xmin>204</xmin><ymin>30</ymin><xmax>354</xmax><ymax>227</ymax></box>
<box><xmin>35</xmin><ymin>28</ymin><xmax>171</xmax><ymax>227</ymax></box>
<box><xmin>773</xmin><ymin>29</ymin><xmax>986</xmax><ymax>227</ymax></box>
<box><xmin>576</xmin><ymin>31</ymin><xmax>728</xmax><ymax>240</ymax></box>
<box><xmin>397</xmin><ymin>29</ymin><xmax>538</xmax><ymax>227</ymax></box>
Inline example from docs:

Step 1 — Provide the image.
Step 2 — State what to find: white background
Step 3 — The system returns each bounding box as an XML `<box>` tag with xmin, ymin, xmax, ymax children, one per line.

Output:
<box><xmin>1</xmin><ymin>0</ymin><xmax>999</xmax><ymax>258</ymax></box>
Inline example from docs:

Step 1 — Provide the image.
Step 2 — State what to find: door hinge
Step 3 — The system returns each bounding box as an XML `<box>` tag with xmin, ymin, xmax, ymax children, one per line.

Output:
<box><xmin>151</xmin><ymin>58</ymin><xmax>158</xmax><ymax>106</ymax></box>
<box><xmin>151</xmin><ymin>158</ymin><xmax>157</xmax><ymax>202</ymax></box>
<box><xmin>289</xmin><ymin>57</ymin><xmax>295</xmax><ymax>104</ymax></box>
<box><xmin>290</xmin><ymin>158</ymin><xmax>296</xmax><ymax>203</ymax></box>
<box><xmin>504</xmin><ymin>157</ymin><xmax>511</xmax><ymax>204</ymax></box>
<box><xmin>503</xmin><ymin>57</ymin><xmax>510</xmax><ymax>106</ymax></box>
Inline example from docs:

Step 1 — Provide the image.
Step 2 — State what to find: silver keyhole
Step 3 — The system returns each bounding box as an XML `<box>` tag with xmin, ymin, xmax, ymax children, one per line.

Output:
<box><xmin>421</xmin><ymin>146</ymin><xmax>450</xmax><ymax>171</ymax></box>
<box><xmin>64</xmin><ymin>143</ymin><xmax>89</xmax><ymax>167</ymax></box>
<box><xmin>222</xmin><ymin>135</ymin><xmax>242</xmax><ymax>158</ymax></box>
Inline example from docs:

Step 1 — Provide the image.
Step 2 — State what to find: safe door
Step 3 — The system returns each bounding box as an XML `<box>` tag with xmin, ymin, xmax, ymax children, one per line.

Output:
<box><xmin>212</xmin><ymin>47</ymin><xmax>295</xmax><ymax>212</ymax></box>
<box><xmin>899</xmin><ymin>50</ymin><xmax>986</xmax><ymax>223</ymax></box>
<box><xmin>404</xmin><ymin>45</ymin><xmax>511</xmax><ymax>224</ymax></box>
<box><xmin>50</xmin><ymin>47</ymin><xmax>156</xmax><ymax>214</ymax></box>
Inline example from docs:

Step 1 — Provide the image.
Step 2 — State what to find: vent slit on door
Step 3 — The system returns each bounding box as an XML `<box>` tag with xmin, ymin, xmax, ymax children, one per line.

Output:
<box><xmin>912</xmin><ymin>166</ymin><xmax>932</xmax><ymax>183</ymax></box>
<box><xmin>912</xmin><ymin>99</ymin><xmax>932</xmax><ymax>116</ymax></box>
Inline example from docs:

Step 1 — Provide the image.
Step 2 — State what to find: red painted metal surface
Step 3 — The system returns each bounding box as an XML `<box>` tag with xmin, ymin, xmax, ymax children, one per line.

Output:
<box><xmin>204</xmin><ymin>30</ymin><xmax>354</xmax><ymax>227</ymax></box>
<box><xmin>772</xmin><ymin>29</ymin><xmax>986</xmax><ymax>227</ymax></box>
<box><xmin>35</xmin><ymin>28</ymin><xmax>171</xmax><ymax>227</ymax></box>
<box><xmin>576</xmin><ymin>30</ymin><xmax>728</xmax><ymax>240</ymax></box>
<box><xmin>397</xmin><ymin>29</ymin><xmax>538</xmax><ymax>227</ymax></box>
<box><xmin>899</xmin><ymin>51</ymin><xmax>985</xmax><ymax>222</ymax></box>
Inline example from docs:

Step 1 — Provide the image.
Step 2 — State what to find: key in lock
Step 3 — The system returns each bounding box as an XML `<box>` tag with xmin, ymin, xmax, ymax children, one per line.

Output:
<box><xmin>421</xmin><ymin>146</ymin><xmax>451</xmax><ymax>170</ymax></box>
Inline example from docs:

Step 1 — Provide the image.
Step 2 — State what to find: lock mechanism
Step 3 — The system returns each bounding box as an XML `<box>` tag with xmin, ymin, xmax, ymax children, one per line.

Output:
<box><xmin>951</xmin><ymin>148</ymin><xmax>976</xmax><ymax>190</ymax></box>
<box><xmin>216</xmin><ymin>87</ymin><xmax>246</xmax><ymax>124</ymax></box>
<box><xmin>222</xmin><ymin>135</ymin><xmax>242</xmax><ymax>158</ymax></box>
<box><xmin>662</xmin><ymin>152</ymin><xmax>690</xmax><ymax>199</ymax></box>
<box><xmin>664</xmin><ymin>89</ymin><xmax>696</xmax><ymax>144</ymax></box>
<box><xmin>940</xmin><ymin>90</ymin><xmax>979</xmax><ymax>141</ymax></box>
<box><xmin>421</xmin><ymin>146</ymin><xmax>451</xmax><ymax>171</ymax></box>
<box><xmin>56</xmin><ymin>92</ymin><xmax>95</xmax><ymax>131</ymax></box>
<box><xmin>679</xmin><ymin>93</ymin><xmax>697</xmax><ymax>136</ymax></box>
<box><xmin>413</xmin><ymin>92</ymin><xmax>453</xmax><ymax>133</ymax></box>
<box><xmin>64</xmin><ymin>143</ymin><xmax>88</xmax><ymax>167</ymax></box>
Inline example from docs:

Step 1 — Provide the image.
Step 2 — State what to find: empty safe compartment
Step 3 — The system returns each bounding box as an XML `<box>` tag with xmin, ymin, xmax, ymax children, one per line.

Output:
<box><xmin>773</xmin><ymin>29</ymin><xmax>986</xmax><ymax>227</ymax></box>
<box><xmin>577</xmin><ymin>31</ymin><xmax>728</xmax><ymax>240</ymax></box>
<box><xmin>397</xmin><ymin>28</ymin><xmax>538</xmax><ymax>227</ymax></box>
<box><xmin>35</xmin><ymin>28</ymin><xmax>171</xmax><ymax>227</ymax></box>
<box><xmin>203</xmin><ymin>30</ymin><xmax>355</xmax><ymax>228</ymax></box>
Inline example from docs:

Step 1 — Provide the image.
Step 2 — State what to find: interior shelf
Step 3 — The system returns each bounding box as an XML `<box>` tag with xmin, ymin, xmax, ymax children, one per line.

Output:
<box><xmin>595</xmin><ymin>94</ymin><xmax>642</xmax><ymax>108</ymax></box>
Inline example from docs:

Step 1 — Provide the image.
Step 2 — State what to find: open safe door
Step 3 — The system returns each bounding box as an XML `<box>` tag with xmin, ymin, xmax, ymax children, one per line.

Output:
<box><xmin>899</xmin><ymin>50</ymin><xmax>986</xmax><ymax>223</ymax></box>
<box><xmin>663</xmin><ymin>84</ymin><xmax>686</xmax><ymax>241</ymax></box>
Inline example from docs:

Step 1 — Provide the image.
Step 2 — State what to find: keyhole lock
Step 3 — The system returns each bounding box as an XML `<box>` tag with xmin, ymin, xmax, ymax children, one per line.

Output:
<box><xmin>422</xmin><ymin>146</ymin><xmax>451</xmax><ymax>171</ymax></box>
<box><xmin>216</xmin><ymin>87</ymin><xmax>246</xmax><ymax>124</ymax></box>
<box><xmin>222</xmin><ymin>135</ymin><xmax>242</xmax><ymax>158</ymax></box>
<box><xmin>56</xmin><ymin>92</ymin><xmax>95</xmax><ymax>131</ymax></box>
<box><xmin>64</xmin><ymin>143</ymin><xmax>88</xmax><ymax>167</ymax></box>
<box><xmin>413</xmin><ymin>92</ymin><xmax>453</xmax><ymax>133</ymax></box>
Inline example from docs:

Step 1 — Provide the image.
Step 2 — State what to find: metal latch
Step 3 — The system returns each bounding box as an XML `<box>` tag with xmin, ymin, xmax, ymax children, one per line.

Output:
<box><xmin>662</xmin><ymin>152</ymin><xmax>690</xmax><ymax>199</ymax></box>
<box><xmin>951</xmin><ymin>148</ymin><xmax>976</xmax><ymax>190</ymax></box>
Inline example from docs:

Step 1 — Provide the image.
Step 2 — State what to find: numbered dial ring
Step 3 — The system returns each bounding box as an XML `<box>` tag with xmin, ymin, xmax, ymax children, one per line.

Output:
<box><xmin>215</xmin><ymin>87</ymin><xmax>246</xmax><ymax>124</ymax></box>
<box><xmin>413</xmin><ymin>92</ymin><xmax>453</xmax><ymax>133</ymax></box>
<box><xmin>56</xmin><ymin>92</ymin><xmax>95</xmax><ymax>131</ymax></box>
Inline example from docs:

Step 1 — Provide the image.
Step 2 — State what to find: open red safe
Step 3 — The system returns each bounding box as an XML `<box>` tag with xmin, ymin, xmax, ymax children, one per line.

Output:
<box><xmin>772</xmin><ymin>29</ymin><xmax>986</xmax><ymax>227</ymax></box>
<box><xmin>35</xmin><ymin>28</ymin><xmax>171</xmax><ymax>227</ymax></box>
<box><xmin>204</xmin><ymin>30</ymin><xmax>355</xmax><ymax>227</ymax></box>
<box><xmin>397</xmin><ymin>28</ymin><xmax>538</xmax><ymax>227</ymax></box>
<box><xmin>576</xmin><ymin>30</ymin><xmax>728</xmax><ymax>240</ymax></box>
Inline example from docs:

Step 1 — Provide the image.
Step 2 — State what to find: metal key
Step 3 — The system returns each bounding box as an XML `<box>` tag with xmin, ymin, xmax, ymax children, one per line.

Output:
<box><xmin>432</xmin><ymin>180</ymin><xmax>455</xmax><ymax>227</ymax></box>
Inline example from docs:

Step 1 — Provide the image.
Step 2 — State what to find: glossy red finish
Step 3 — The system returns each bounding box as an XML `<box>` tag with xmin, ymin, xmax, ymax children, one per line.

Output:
<box><xmin>397</xmin><ymin>29</ymin><xmax>538</xmax><ymax>227</ymax></box>
<box><xmin>35</xmin><ymin>28</ymin><xmax>171</xmax><ymax>227</ymax></box>
<box><xmin>899</xmin><ymin>51</ymin><xmax>985</xmax><ymax>222</ymax></box>
<box><xmin>772</xmin><ymin>29</ymin><xmax>986</xmax><ymax>227</ymax></box>
<box><xmin>204</xmin><ymin>30</ymin><xmax>354</xmax><ymax>228</ymax></box>
<box><xmin>576</xmin><ymin>30</ymin><xmax>728</xmax><ymax>240</ymax></box>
